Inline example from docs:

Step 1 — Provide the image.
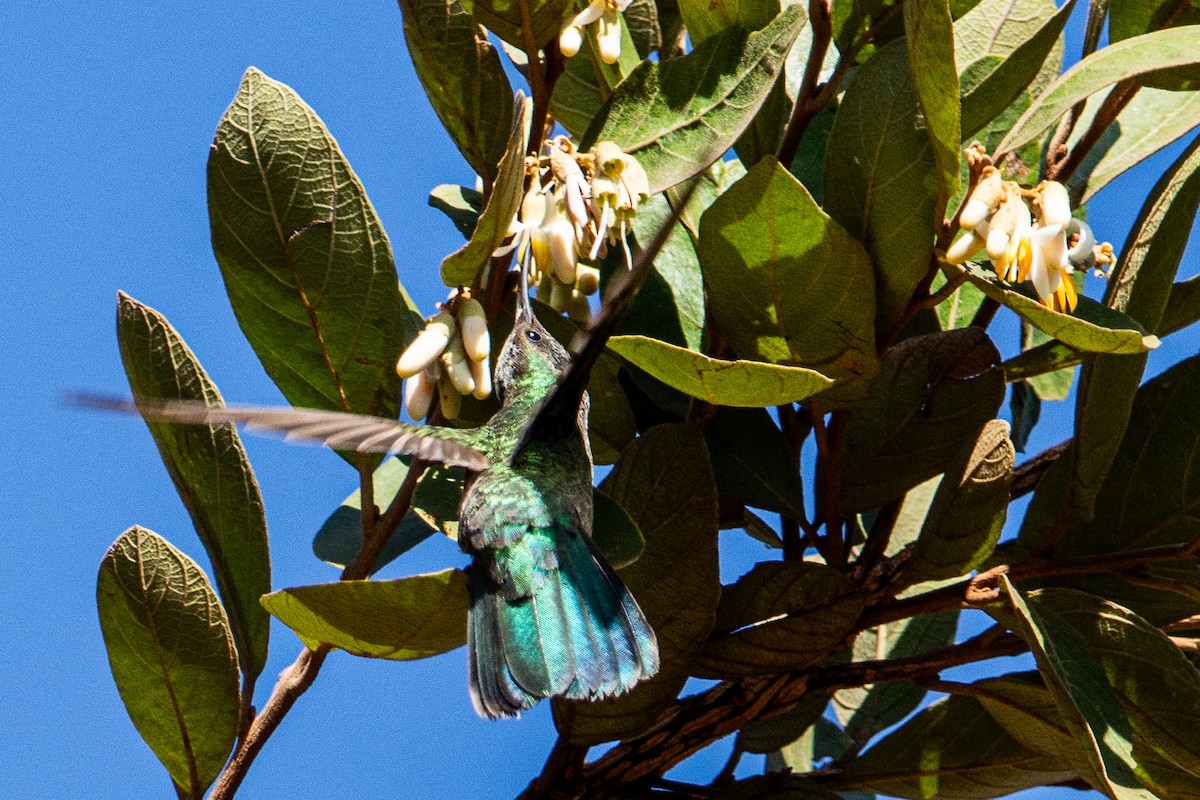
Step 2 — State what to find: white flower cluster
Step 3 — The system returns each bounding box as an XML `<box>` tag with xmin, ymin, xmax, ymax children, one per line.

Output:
<box><xmin>947</xmin><ymin>165</ymin><xmax>1114</xmax><ymax>313</ymax></box>
<box><xmin>395</xmin><ymin>292</ymin><xmax>491</xmax><ymax>420</ymax></box>
<box><xmin>559</xmin><ymin>0</ymin><xmax>632</xmax><ymax>64</ymax></box>
<box><xmin>496</xmin><ymin>136</ymin><xmax>650</xmax><ymax>321</ymax></box>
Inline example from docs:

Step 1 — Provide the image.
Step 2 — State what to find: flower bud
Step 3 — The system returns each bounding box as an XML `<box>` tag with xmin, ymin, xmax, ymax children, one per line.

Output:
<box><xmin>396</xmin><ymin>311</ymin><xmax>455</xmax><ymax>378</ymax></box>
<box><xmin>470</xmin><ymin>356</ymin><xmax>492</xmax><ymax>400</ymax></box>
<box><xmin>1038</xmin><ymin>180</ymin><xmax>1072</xmax><ymax>227</ymax></box>
<box><xmin>575</xmin><ymin>264</ymin><xmax>601</xmax><ymax>295</ymax></box>
<box><xmin>441</xmin><ymin>335</ymin><xmax>476</xmax><ymax>396</ymax></box>
<box><xmin>564</xmin><ymin>290</ymin><xmax>592</xmax><ymax>323</ymax></box>
<box><xmin>456</xmin><ymin>297</ymin><xmax>490</xmax><ymax>362</ymax></box>
<box><xmin>437</xmin><ymin>373</ymin><xmax>461</xmax><ymax>420</ymax></box>
<box><xmin>559</xmin><ymin>24</ymin><xmax>583</xmax><ymax>57</ymax></box>
<box><xmin>959</xmin><ymin>167</ymin><xmax>1003</xmax><ymax>230</ymax></box>
<box><xmin>404</xmin><ymin>369</ymin><xmax>436</xmax><ymax>420</ymax></box>
<box><xmin>597</xmin><ymin>11</ymin><xmax>622</xmax><ymax>64</ymax></box>
<box><xmin>946</xmin><ymin>223</ymin><xmax>988</xmax><ymax>265</ymax></box>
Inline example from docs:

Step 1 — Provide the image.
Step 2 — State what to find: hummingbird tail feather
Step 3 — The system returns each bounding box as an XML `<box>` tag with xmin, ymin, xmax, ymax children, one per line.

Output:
<box><xmin>467</xmin><ymin>531</ymin><xmax>659</xmax><ymax>719</ymax></box>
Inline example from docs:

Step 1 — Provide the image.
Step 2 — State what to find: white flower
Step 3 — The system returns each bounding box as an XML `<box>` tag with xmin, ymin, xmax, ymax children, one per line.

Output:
<box><xmin>559</xmin><ymin>0</ymin><xmax>631</xmax><ymax>64</ymax></box>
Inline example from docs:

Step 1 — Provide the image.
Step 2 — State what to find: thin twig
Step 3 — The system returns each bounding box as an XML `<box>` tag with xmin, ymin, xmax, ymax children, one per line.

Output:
<box><xmin>776</xmin><ymin>0</ymin><xmax>833</xmax><ymax>166</ymax></box>
<box><xmin>1048</xmin><ymin>81</ymin><xmax>1140</xmax><ymax>183</ymax></box>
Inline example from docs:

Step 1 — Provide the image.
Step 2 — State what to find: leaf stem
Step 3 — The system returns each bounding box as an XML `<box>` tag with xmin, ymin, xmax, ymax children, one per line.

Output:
<box><xmin>776</xmin><ymin>0</ymin><xmax>834</xmax><ymax>167</ymax></box>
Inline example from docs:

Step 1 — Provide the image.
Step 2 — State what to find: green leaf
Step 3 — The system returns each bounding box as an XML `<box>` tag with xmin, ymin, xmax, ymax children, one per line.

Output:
<box><xmin>1002</xmin><ymin>337</ymin><xmax>1082</xmax><ymax>383</ymax></box>
<box><xmin>1161</xmin><ymin>273</ymin><xmax>1200</xmax><ymax>336</ymax></box>
<box><xmin>833</xmin><ymin>693</ymin><xmax>1076</xmax><ymax>798</ymax></box>
<box><xmin>705</xmin><ymin>406</ymin><xmax>806</xmax><ymax>519</ymax></box>
<box><xmin>904</xmin><ymin>419</ymin><xmax>1012</xmax><ymax>582</ymax></box>
<box><xmin>261</xmin><ymin>569</ymin><xmax>468</xmax><ymax>659</ymax></box>
<box><xmin>933</xmin><ymin>271</ymin><xmax>986</xmax><ymax>329</ymax></box>
<box><xmin>97</xmin><ymin>527</ymin><xmax>239</xmax><ymax>796</ymax></box>
<box><xmin>457</xmin><ymin>0</ymin><xmax>572</xmax><ymax>49</ymax></box>
<box><xmin>441</xmin><ymin>95</ymin><xmax>530</xmax><ymax>287</ymax></box>
<box><xmin>608</xmin><ymin>335</ymin><xmax>833</xmax><ymax>406</ymax></box>
<box><xmin>824</xmin><ymin>38</ymin><xmax>939</xmax><ymax>335</ymax></box>
<box><xmin>1024</xmin><ymin>327</ymin><xmax>1076</xmax><ymax>401</ymax></box>
<box><xmin>970</xmin><ymin>671</ymin><xmax>1078</xmax><ymax>761</ymax></box>
<box><xmin>998</xmin><ymin>577</ymin><xmax>1155</xmax><ymax>799</ymax></box>
<box><xmin>695</xmin><ymin>561</ymin><xmax>864</xmax><ymax>677</ymax></box>
<box><xmin>1009</xmin><ymin>380</ymin><xmax>1040</xmax><ymax>453</ymax></box>
<box><xmin>904</xmin><ymin>0</ymin><xmax>960</xmax><ymax>212</ymax></box>
<box><xmin>773</xmin><ymin>716</ymin><xmax>851</xmax><ymax>774</ymax></box>
<box><xmin>955</xmin><ymin>0</ymin><xmax>1075</xmax><ymax>138</ymax></box>
<box><xmin>208</xmin><ymin>68</ymin><xmax>418</xmax><ymax>417</ymax></box>
<box><xmin>957</xmin><ymin>262</ymin><xmax>1160</xmax><ymax>354</ymax></box>
<box><xmin>428</xmin><ymin>184</ymin><xmax>484</xmax><ymax>239</ymax></box>
<box><xmin>580</xmin><ymin>4</ymin><xmax>807</xmax><ymax>194</ymax></box>
<box><xmin>554</xmin><ymin>423</ymin><xmax>720</xmax><ymax>744</ymax></box>
<box><xmin>831</xmin><ymin>0</ymin><xmax>903</xmax><ymax>56</ymax></box>
<box><xmin>1071</xmin><ymin>89</ymin><xmax>1200</xmax><ymax>204</ymax></box>
<box><xmin>116</xmin><ymin>294</ymin><xmax>271</xmax><ymax>681</ymax></box>
<box><xmin>591</xmin><ymin>490</ymin><xmax>645</xmax><ymax>569</ymax></box>
<box><xmin>399</xmin><ymin>0</ymin><xmax>513</xmax><ymax>186</ymax></box>
<box><xmin>1031</xmin><ymin>589</ymin><xmax>1200</xmax><ymax>785</ymax></box>
<box><xmin>624</xmin><ymin>0</ymin><xmax>662</xmax><ymax>56</ymax></box>
<box><xmin>738</xmin><ymin>692</ymin><xmax>832</xmax><ymax>754</ymax></box>
<box><xmin>997</xmin><ymin>27</ymin><xmax>1200</xmax><ymax>154</ymax></box>
<box><xmin>833</xmin><ymin>610</ymin><xmax>959</xmax><ymax>744</ymax></box>
<box><xmin>1071</xmin><ymin>133</ymin><xmax>1200</xmax><ymax>521</ymax></box>
<box><xmin>698</xmin><ymin>156</ymin><xmax>878</xmax><ymax>401</ymax></box>
<box><xmin>312</xmin><ymin>456</ymin><xmax>458</xmax><ymax>572</ymax></box>
<box><xmin>678</xmin><ymin>0</ymin><xmax>779</xmax><ymax>43</ymax></box>
<box><xmin>1110</xmin><ymin>0</ymin><xmax>1200</xmax><ymax>43</ymax></box>
<box><xmin>839</xmin><ymin>328</ymin><xmax>1005</xmax><ymax>513</ymax></box>
<box><xmin>623</xmin><ymin>192</ymin><xmax>706</xmax><ymax>351</ymax></box>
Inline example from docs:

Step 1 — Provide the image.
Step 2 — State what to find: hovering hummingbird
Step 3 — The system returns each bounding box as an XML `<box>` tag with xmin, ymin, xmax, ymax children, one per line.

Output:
<box><xmin>76</xmin><ymin>186</ymin><xmax>692</xmax><ymax>718</ymax></box>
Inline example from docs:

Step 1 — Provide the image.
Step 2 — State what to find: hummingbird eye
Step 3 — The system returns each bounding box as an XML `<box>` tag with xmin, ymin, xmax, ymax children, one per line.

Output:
<box><xmin>525</xmin><ymin>329</ymin><xmax>541</xmax><ymax>343</ymax></box>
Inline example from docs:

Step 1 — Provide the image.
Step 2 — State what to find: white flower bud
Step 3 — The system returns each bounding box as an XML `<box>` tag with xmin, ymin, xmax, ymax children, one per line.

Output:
<box><xmin>1038</xmin><ymin>180</ymin><xmax>1072</xmax><ymax>227</ymax></box>
<box><xmin>959</xmin><ymin>167</ymin><xmax>1003</xmax><ymax>230</ymax></box>
<box><xmin>437</xmin><ymin>373</ymin><xmax>461</xmax><ymax>420</ymax></box>
<box><xmin>547</xmin><ymin>219</ymin><xmax>578</xmax><ymax>285</ymax></box>
<box><xmin>396</xmin><ymin>311</ymin><xmax>455</xmax><ymax>378</ymax></box>
<box><xmin>597</xmin><ymin>11</ymin><xmax>622</xmax><ymax>64</ymax></box>
<box><xmin>404</xmin><ymin>369</ymin><xmax>436</xmax><ymax>421</ymax></box>
<box><xmin>986</xmin><ymin>228</ymin><xmax>1010</xmax><ymax>263</ymax></box>
<box><xmin>575</xmin><ymin>264</ymin><xmax>601</xmax><ymax>295</ymax></box>
<box><xmin>470</xmin><ymin>355</ymin><xmax>492</xmax><ymax>400</ymax></box>
<box><xmin>946</xmin><ymin>225</ymin><xmax>988</xmax><ymax>265</ymax></box>
<box><xmin>456</xmin><ymin>298</ymin><xmax>490</xmax><ymax>362</ymax></box>
<box><xmin>441</xmin><ymin>335</ymin><xmax>476</xmax><ymax>396</ymax></box>
<box><xmin>559</xmin><ymin>25</ymin><xmax>583</xmax><ymax>57</ymax></box>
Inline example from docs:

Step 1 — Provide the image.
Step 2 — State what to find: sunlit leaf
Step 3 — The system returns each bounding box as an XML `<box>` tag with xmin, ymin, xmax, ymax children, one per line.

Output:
<box><xmin>116</xmin><ymin>293</ymin><xmax>271</xmax><ymax>680</ymax></box>
<box><xmin>261</xmin><ymin>569</ymin><xmax>468</xmax><ymax>660</ymax></box>
<box><xmin>457</xmin><ymin>0</ymin><xmax>573</xmax><ymax>49</ymax></box>
<box><xmin>97</xmin><ymin>527</ymin><xmax>239</xmax><ymax>796</ymax></box>
<box><xmin>904</xmin><ymin>0</ymin><xmax>959</xmax><ymax>212</ymax></box>
<box><xmin>208</xmin><ymin>68</ymin><xmax>419</xmax><ymax>417</ymax></box>
<box><xmin>429</xmin><ymin>184</ymin><xmax>484</xmax><ymax>239</ymax></box>
<box><xmin>581</xmin><ymin>5</ymin><xmax>807</xmax><ymax>194</ymax></box>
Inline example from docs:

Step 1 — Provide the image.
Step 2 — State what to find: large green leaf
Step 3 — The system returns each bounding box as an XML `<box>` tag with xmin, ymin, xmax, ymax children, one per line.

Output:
<box><xmin>831</xmin><ymin>0</ymin><xmax>903</xmax><ymax>56</ymax></box>
<box><xmin>1109</xmin><ymin>0</ymin><xmax>1200</xmax><ymax>43</ymax></box>
<box><xmin>955</xmin><ymin>0</ymin><xmax>1074</xmax><ymax>138</ymax></box>
<box><xmin>1032</xmin><ymin>589</ymin><xmax>1200</xmax><ymax>785</ymax></box>
<box><xmin>971</xmin><ymin>671</ymin><xmax>1079</xmax><ymax>761</ymax></box>
<box><xmin>997</xmin><ymin>27</ymin><xmax>1200</xmax><ymax>153</ymax></box>
<box><xmin>1161</xmin><ymin>272</ymin><xmax>1200</xmax><ymax>335</ymax></box>
<box><xmin>832</xmin><ymin>609</ymin><xmax>959</xmax><ymax>745</ymax></box>
<box><xmin>833</xmin><ymin>694</ymin><xmax>1076</xmax><ymax>798</ymax></box>
<box><xmin>695</xmin><ymin>561</ymin><xmax>864</xmax><ymax>677</ymax></box>
<box><xmin>1072</xmin><ymin>89</ymin><xmax>1200</xmax><ymax>203</ymax></box>
<box><xmin>622</xmin><ymin>192</ymin><xmax>706</xmax><ymax>351</ymax></box>
<box><xmin>554</xmin><ymin>423</ymin><xmax>720</xmax><ymax>744</ymax></box>
<box><xmin>116</xmin><ymin>294</ymin><xmax>271</xmax><ymax>681</ymax></box>
<box><xmin>705</xmin><ymin>406</ymin><xmax>806</xmax><ymax>520</ymax></box>
<box><xmin>839</xmin><ymin>328</ymin><xmax>1005</xmax><ymax>513</ymax></box>
<box><xmin>904</xmin><ymin>0</ymin><xmax>959</xmax><ymax>212</ymax></box>
<box><xmin>738</xmin><ymin>692</ymin><xmax>833</xmax><ymax>755</ymax></box>
<box><xmin>312</xmin><ymin>456</ymin><xmax>457</xmax><ymax>573</ymax></box>
<box><xmin>608</xmin><ymin>335</ymin><xmax>833</xmax><ymax>406</ymax></box>
<box><xmin>957</xmin><ymin>262</ymin><xmax>1159</xmax><ymax>354</ymax></box>
<box><xmin>457</xmin><ymin>0</ymin><xmax>572</xmax><ymax>49</ymax></box>
<box><xmin>399</xmin><ymin>0</ymin><xmax>513</xmax><ymax>186</ymax></box>
<box><xmin>428</xmin><ymin>184</ymin><xmax>484</xmax><ymax>239</ymax></box>
<box><xmin>97</xmin><ymin>527</ymin><xmax>239</xmax><ymax>796</ymax></box>
<box><xmin>698</xmin><ymin>157</ymin><xmax>878</xmax><ymax>399</ymax></box>
<box><xmin>261</xmin><ymin>569</ymin><xmax>468</xmax><ymax>659</ymax></box>
<box><xmin>1070</xmin><ymin>134</ymin><xmax>1200</xmax><ymax>522</ymax></box>
<box><xmin>580</xmin><ymin>5</ymin><xmax>807</xmax><ymax>194</ymax></box>
<box><xmin>208</xmin><ymin>68</ymin><xmax>418</xmax><ymax>417</ymax></box>
<box><xmin>903</xmin><ymin>419</ymin><xmax>1012</xmax><ymax>583</ymax></box>
<box><xmin>678</xmin><ymin>0</ymin><xmax>779</xmax><ymax>43</ymax></box>
<box><xmin>441</xmin><ymin>95</ymin><xmax>530</xmax><ymax>287</ymax></box>
<box><xmin>998</xmin><ymin>578</ymin><xmax>1155</xmax><ymax>799</ymax></box>
<box><xmin>824</xmin><ymin>38</ymin><xmax>939</xmax><ymax>335</ymax></box>
<box><xmin>772</xmin><ymin>716</ymin><xmax>851</xmax><ymax>774</ymax></box>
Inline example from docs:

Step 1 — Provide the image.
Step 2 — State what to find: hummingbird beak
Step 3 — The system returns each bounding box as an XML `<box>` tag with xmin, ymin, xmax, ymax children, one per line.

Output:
<box><xmin>517</xmin><ymin>258</ymin><xmax>533</xmax><ymax>323</ymax></box>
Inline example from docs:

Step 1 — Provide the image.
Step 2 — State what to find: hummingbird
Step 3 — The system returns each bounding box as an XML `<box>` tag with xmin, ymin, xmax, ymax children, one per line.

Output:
<box><xmin>75</xmin><ymin>184</ymin><xmax>694</xmax><ymax>718</ymax></box>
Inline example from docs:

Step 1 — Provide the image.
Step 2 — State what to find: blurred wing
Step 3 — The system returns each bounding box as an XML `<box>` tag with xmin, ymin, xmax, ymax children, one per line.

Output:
<box><xmin>70</xmin><ymin>393</ymin><xmax>491</xmax><ymax>471</ymax></box>
<box><xmin>513</xmin><ymin>179</ymin><xmax>699</xmax><ymax>459</ymax></box>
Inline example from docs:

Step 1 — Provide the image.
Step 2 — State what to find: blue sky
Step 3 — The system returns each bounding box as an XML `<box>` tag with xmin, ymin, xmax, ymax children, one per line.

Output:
<box><xmin>4</xmin><ymin>2</ymin><xmax>1197</xmax><ymax>798</ymax></box>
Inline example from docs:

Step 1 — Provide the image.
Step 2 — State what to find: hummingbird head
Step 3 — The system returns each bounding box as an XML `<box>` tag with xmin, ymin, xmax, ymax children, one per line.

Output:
<box><xmin>493</xmin><ymin>306</ymin><xmax>570</xmax><ymax>402</ymax></box>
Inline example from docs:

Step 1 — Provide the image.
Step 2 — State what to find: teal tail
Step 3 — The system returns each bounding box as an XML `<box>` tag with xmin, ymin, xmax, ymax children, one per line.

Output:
<box><xmin>467</xmin><ymin>528</ymin><xmax>659</xmax><ymax>719</ymax></box>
